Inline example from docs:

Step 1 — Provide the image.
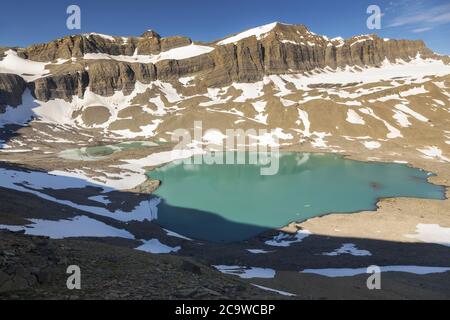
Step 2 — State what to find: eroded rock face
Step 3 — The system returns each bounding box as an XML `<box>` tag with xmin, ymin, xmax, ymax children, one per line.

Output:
<box><xmin>87</xmin><ymin>61</ymin><xmax>156</xmax><ymax>96</ymax></box>
<box><xmin>18</xmin><ymin>32</ymin><xmax>195</xmax><ymax>62</ymax></box>
<box><xmin>3</xmin><ymin>23</ymin><xmax>440</xmax><ymax>103</ymax></box>
<box><xmin>30</xmin><ymin>61</ymin><xmax>158</xmax><ymax>101</ymax></box>
<box><xmin>161</xmin><ymin>36</ymin><xmax>192</xmax><ymax>52</ymax></box>
<box><xmin>30</xmin><ymin>71</ymin><xmax>89</xmax><ymax>101</ymax></box>
<box><xmin>19</xmin><ymin>35</ymin><xmax>136</xmax><ymax>61</ymax></box>
<box><xmin>156</xmin><ymin>24</ymin><xmax>433</xmax><ymax>88</ymax></box>
<box><xmin>195</xmin><ymin>24</ymin><xmax>433</xmax><ymax>86</ymax></box>
<box><xmin>258</xmin><ymin>24</ymin><xmax>433</xmax><ymax>72</ymax></box>
<box><xmin>0</xmin><ymin>74</ymin><xmax>27</xmax><ymax>108</ymax></box>
<box><xmin>0</xmin><ymin>47</ymin><xmax>8</xmax><ymax>59</ymax></box>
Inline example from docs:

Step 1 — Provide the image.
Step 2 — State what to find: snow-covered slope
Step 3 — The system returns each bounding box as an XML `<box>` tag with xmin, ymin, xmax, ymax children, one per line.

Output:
<box><xmin>0</xmin><ymin>50</ymin><xmax>49</xmax><ymax>81</ymax></box>
<box><xmin>217</xmin><ymin>22</ymin><xmax>279</xmax><ymax>45</ymax></box>
<box><xmin>84</xmin><ymin>43</ymin><xmax>214</xmax><ymax>63</ymax></box>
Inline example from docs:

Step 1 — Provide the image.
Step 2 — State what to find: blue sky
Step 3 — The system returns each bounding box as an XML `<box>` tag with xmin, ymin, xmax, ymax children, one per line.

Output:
<box><xmin>1</xmin><ymin>0</ymin><xmax>449</xmax><ymax>54</ymax></box>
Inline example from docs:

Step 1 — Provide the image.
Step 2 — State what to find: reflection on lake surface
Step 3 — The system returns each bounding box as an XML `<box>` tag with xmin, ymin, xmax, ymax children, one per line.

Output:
<box><xmin>149</xmin><ymin>153</ymin><xmax>445</xmax><ymax>243</ymax></box>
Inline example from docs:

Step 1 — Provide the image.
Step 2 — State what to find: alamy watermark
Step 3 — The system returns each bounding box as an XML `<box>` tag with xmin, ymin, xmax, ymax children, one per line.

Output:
<box><xmin>367</xmin><ymin>5</ymin><xmax>382</xmax><ymax>30</ymax></box>
<box><xmin>66</xmin><ymin>5</ymin><xmax>81</xmax><ymax>30</ymax></box>
<box><xmin>173</xmin><ymin>121</ymin><xmax>280</xmax><ymax>176</ymax></box>
<box><xmin>66</xmin><ymin>265</ymin><xmax>81</xmax><ymax>290</ymax></box>
<box><xmin>366</xmin><ymin>265</ymin><xmax>381</xmax><ymax>290</ymax></box>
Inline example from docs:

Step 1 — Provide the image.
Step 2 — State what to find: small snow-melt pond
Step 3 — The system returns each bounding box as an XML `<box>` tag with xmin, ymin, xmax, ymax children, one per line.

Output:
<box><xmin>148</xmin><ymin>153</ymin><xmax>445</xmax><ymax>243</ymax></box>
<box><xmin>59</xmin><ymin>141</ymin><xmax>158</xmax><ymax>161</ymax></box>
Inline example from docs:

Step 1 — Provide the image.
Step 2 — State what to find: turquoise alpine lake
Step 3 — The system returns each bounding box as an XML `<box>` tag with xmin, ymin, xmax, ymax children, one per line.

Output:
<box><xmin>148</xmin><ymin>152</ymin><xmax>445</xmax><ymax>243</ymax></box>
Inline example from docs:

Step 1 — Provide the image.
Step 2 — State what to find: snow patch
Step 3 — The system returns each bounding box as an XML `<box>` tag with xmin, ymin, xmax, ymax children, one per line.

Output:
<box><xmin>0</xmin><ymin>167</ymin><xmax>158</xmax><ymax>222</ymax></box>
<box><xmin>360</xmin><ymin>108</ymin><xmax>402</xmax><ymax>139</ymax></box>
<box><xmin>246</xmin><ymin>249</ymin><xmax>273</xmax><ymax>254</ymax></box>
<box><xmin>164</xmin><ymin>229</ymin><xmax>193</xmax><ymax>241</ymax></box>
<box><xmin>280</xmin><ymin>98</ymin><xmax>296</xmax><ymax>107</ymax></box>
<box><xmin>322</xmin><ymin>243</ymin><xmax>372</xmax><ymax>256</ymax></box>
<box><xmin>417</xmin><ymin>146</ymin><xmax>450</xmax><ymax>162</ymax></box>
<box><xmin>302</xmin><ymin>266</ymin><xmax>450</xmax><ymax>277</ymax></box>
<box><xmin>265</xmin><ymin>230</ymin><xmax>311</xmax><ymax>247</ymax></box>
<box><xmin>251</xmin><ymin>284</ymin><xmax>296</xmax><ymax>297</ymax></box>
<box><xmin>84</xmin><ymin>33</ymin><xmax>116</xmax><ymax>41</ymax></box>
<box><xmin>282</xmin><ymin>57</ymin><xmax>450</xmax><ymax>89</ymax></box>
<box><xmin>218</xmin><ymin>22</ymin><xmax>277</xmax><ymax>45</ymax></box>
<box><xmin>251</xmin><ymin>101</ymin><xmax>268</xmax><ymax>124</ymax></box>
<box><xmin>233</xmin><ymin>82</ymin><xmax>265</xmax><ymax>102</ymax></box>
<box><xmin>0</xmin><ymin>50</ymin><xmax>50</xmax><ymax>81</ymax></box>
<box><xmin>400</xmin><ymin>86</ymin><xmax>428</xmax><ymax>97</ymax></box>
<box><xmin>123</xmin><ymin>148</ymin><xmax>206</xmax><ymax>169</ymax></box>
<box><xmin>363</xmin><ymin>141</ymin><xmax>381</xmax><ymax>150</ymax></box>
<box><xmin>394</xmin><ymin>104</ymin><xmax>429</xmax><ymax>123</ymax></box>
<box><xmin>297</xmin><ymin>109</ymin><xmax>311</xmax><ymax>137</ymax></box>
<box><xmin>136</xmin><ymin>239</ymin><xmax>181</xmax><ymax>254</ymax></box>
<box><xmin>346</xmin><ymin>109</ymin><xmax>365</xmax><ymax>125</ymax></box>
<box><xmin>405</xmin><ymin>224</ymin><xmax>450</xmax><ymax>247</ymax></box>
<box><xmin>203</xmin><ymin>130</ymin><xmax>227</xmax><ymax>145</ymax></box>
<box><xmin>179</xmin><ymin>76</ymin><xmax>196</xmax><ymax>86</ymax></box>
<box><xmin>214</xmin><ymin>265</ymin><xmax>276</xmax><ymax>279</ymax></box>
<box><xmin>0</xmin><ymin>216</ymin><xmax>134</xmax><ymax>239</ymax></box>
<box><xmin>84</xmin><ymin>44</ymin><xmax>214</xmax><ymax>64</ymax></box>
<box><xmin>433</xmin><ymin>99</ymin><xmax>445</xmax><ymax>106</ymax></box>
<box><xmin>393</xmin><ymin>110</ymin><xmax>412</xmax><ymax>127</ymax></box>
<box><xmin>0</xmin><ymin>90</ymin><xmax>37</xmax><ymax>127</ymax></box>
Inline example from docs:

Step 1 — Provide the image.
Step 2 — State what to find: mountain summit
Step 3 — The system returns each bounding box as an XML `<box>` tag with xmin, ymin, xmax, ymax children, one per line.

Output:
<box><xmin>0</xmin><ymin>22</ymin><xmax>449</xmax><ymax>162</ymax></box>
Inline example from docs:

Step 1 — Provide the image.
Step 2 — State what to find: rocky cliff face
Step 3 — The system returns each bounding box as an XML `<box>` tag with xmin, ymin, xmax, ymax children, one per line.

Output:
<box><xmin>199</xmin><ymin>23</ymin><xmax>433</xmax><ymax>86</ymax></box>
<box><xmin>30</xmin><ymin>71</ymin><xmax>88</xmax><ymax>102</ymax></box>
<box><xmin>0</xmin><ymin>23</ymin><xmax>440</xmax><ymax>105</ymax></box>
<box><xmin>0</xmin><ymin>74</ymin><xmax>27</xmax><ymax>109</ymax></box>
<box><xmin>31</xmin><ymin>61</ymin><xmax>158</xmax><ymax>101</ymax></box>
<box><xmin>17</xmin><ymin>32</ymin><xmax>193</xmax><ymax>62</ymax></box>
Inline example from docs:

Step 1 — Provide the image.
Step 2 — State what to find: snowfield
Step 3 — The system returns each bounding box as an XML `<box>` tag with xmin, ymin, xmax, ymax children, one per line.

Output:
<box><xmin>0</xmin><ymin>50</ymin><xmax>50</xmax><ymax>81</ymax></box>
<box><xmin>136</xmin><ymin>239</ymin><xmax>181</xmax><ymax>254</ymax></box>
<box><xmin>302</xmin><ymin>266</ymin><xmax>450</xmax><ymax>277</ymax></box>
<box><xmin>84</xmin><ymin>43</ymin><xmax>214</xmax><ymax>64</ymax></box>
<box><xmin>217</xmin><ymin>22</ymin><xmax>278</xmax><ymax>45</ymax></box>
<box><xmin>406</xmin><ymin>224</ymin><xmax>450</xmax><ymax>247</ymax></box>
<box><xmin>0</xmin><ymin>216</ymin><xmax>135</xmax><ymax>239</ymax></box>
<box><xmin>0</xmin><ymin>167</ymin><xmax>158</xmax><ymax>222</ymax></box>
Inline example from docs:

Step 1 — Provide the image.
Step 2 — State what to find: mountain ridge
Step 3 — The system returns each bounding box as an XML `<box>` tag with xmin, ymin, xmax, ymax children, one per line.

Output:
<box><xmin>0</xmin><ymin>22</ymin><xmax>442</xmax><ymax>108</ymax></box>
<box><xmin>1</xmin><ymin>22</ymin><xmax>450</xmax><ymax>165</ymax></box>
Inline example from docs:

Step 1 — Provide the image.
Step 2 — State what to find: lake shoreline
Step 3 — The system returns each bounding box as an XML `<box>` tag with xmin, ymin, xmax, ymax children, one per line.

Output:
<box><xmin>1</xmin><ymin>142</ymin><xmax>449</xmax><ymax>299</ymax></box>
<box><xmin>142</xmin><ymin>147</ymin><xmax>448</xmax><ymax>243</ymax></box>
<box><xmin>273</xmin><ymin>145</ymin><xmax>450</xmax><ymax>246</ymax></box>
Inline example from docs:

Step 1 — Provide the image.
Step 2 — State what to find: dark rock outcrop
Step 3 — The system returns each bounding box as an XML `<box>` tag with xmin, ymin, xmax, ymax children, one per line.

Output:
<box><xmin>0</xmin><ymin>231</ymin><xmax>64</xmax><ymax>294</ymax></box>
<box><xmin>87</xmin><ymin>61</ymin><xmax>156</xmax><ymax>96</ymax></box>
<box><xmin>0</xmin><ymin>47</ymin><xmax>8</xmax><ymax>59</ymax></box>
<box><xmin>30</xmin><ymin>62</ymin><xmax>158</xmax><ymax>101</ymax></box>
<box><xmin>0</xmin><ymin>74</ymin><xmax>27</xmax><ymax>108</ymax></box>
<box><xmin>30</xmin><ymin>71</ymin><xmax>89</xmax><ymax>101</ymax></box>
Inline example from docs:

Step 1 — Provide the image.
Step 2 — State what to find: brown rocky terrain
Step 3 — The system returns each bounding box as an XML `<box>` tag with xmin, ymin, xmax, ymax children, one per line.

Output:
<box><xmin>0</xmin><ymin>74</ymin><xmax>27</xmax><ymax>107</ymax></box>
<box><xmin>0</xmin><ymin>230</ymin><xmax>280</xmax><ymax>300</ymax></box>
<box><xmin>0</xmin><ymin>22</ymin><xmax>449</xmax><ymax>300</ymax></box>
<box><xmin>0</xmin><ymin>23</ymin><xmax>439</xmax><ymax>106</ymax></box>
